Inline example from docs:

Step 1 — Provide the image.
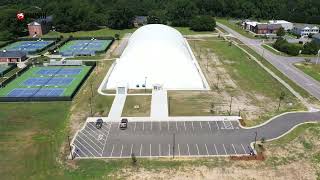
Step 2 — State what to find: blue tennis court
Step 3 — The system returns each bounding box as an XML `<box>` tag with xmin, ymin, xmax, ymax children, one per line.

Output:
<box><xmin>59</xmin><ymin>40</ymin><xmax>112</xmax><ymax>56</ymax></box>
<box><xmin>7</xmin><ymin>88</ymin><xmax>64</xmax><ymax>97</ymax></box>
<box><xmin>36</xmin><ymin>68</ymin><xmax>83</xmax><ymax>76</ymax></box>
<box><xmin>2</xmin><ymin>40</ymin><xmax>54</xmax><ymax>53</ymax></box>
<box><xmin>22</xmin><ymin>78</ymin><xmax>74</xmax><ymax>86</ymax></box>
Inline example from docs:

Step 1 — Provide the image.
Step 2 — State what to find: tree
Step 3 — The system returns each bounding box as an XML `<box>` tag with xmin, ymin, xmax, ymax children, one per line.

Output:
<box><xmin>166</xmin><ymin>0</ymin><xmax>199</xmax><ymax>26</ymax></box>
<box><xmin>302</xmin><ymin>41</ymin><xmax>320</xmax><ymax>55</ymax></box>
<box><xmin>190</xmin><ymin>15</ymin><xmax>216</xmax><ymax>31</ymax></box>
<box><xmin>147</xmin><ymin>10</ymin><xmax>167</xmax><ymax>24</ymax></box>
<box><xmin>114</xmin><ymin>34</ymin><xmax>120</xmax><ymax>40</ymax></box>
<box><xmin>107</xmin><ymin>6</ymin><xmax>134</xmax><ymax>29</ymax></box>
<box><xmin>276</xmin><ymin>27</ymin><xmax>285</xmax><ymax>37</ymax></box>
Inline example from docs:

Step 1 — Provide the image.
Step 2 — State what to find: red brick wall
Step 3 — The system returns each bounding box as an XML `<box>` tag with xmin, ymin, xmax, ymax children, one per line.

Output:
<box><xmin>28</xmin><ymin>25</ymin><xmax>43</xmax><ymax>36</ymax></box>
<box><xmin>0</xmin><ymin>58</ymin><xmax>8</xmax><ymax>62</ymax></box>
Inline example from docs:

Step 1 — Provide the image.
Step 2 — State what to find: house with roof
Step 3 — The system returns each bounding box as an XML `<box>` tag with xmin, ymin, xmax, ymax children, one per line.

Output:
<box><xmin>0</xmin><ymin>50</ymin><xmax>27</xmax><ymax>63</ymax></box>
<box><xmin>27</xmin><ymin>16</ymin><xmax>53</xmax><ymax>37</ymax></box>
<box><xmin>133</xmin><ymin>16</ymin><xmax>148</xmax><ymax>28</ymax></box>
<box><xmin>292</xmin><ymin>24</ymin><xmax>319</xmax><ymax>37</ymax></box>
<box><xmin>269</xmin><ymin>20</ymin><xmax>293</xmax><ymax>31</ymax></box>
<box><xmin>253</xmin><ymin>23</ymin><xmax>282</xmax><ymax>34</ymax></box>
<box><xmin>313</xmin><ymin>33</ymin><xmax>320</xmax><ymax>45</ymax></box>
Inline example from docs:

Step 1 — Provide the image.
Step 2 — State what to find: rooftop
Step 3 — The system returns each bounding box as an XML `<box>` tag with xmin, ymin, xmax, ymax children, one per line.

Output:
<box><xmin>0</xmin><ymin>50</ymin><xmax>27</xmax><ymax>58</ymax></box>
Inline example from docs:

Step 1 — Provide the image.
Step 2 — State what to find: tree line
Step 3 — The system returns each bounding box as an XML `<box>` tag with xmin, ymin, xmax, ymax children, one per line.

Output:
<box><xmin>0</xmin><ymin>0</ymin><xmax>320</xmax><ymax>40</ymax></box>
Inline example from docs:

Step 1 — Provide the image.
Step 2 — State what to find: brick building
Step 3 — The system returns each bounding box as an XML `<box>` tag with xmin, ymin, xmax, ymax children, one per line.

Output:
<box><xmin>28</xmin><ymin>16</ymin><xmax>53</xmax><ymax>37</ymax></box>
<box><xmin>0</xmin><ymin>50</ymin><xmax>27</xmax><ymax>63</ymax></box>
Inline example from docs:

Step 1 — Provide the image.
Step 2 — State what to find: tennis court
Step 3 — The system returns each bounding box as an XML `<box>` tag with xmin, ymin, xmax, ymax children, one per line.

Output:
<box><xmin>1</xmin><ymin>40</ymin><xmax>54</xmax><ymax>53</ymax></box>
<box><xmin>59</xmin><ymin>39</ymin><xmax>112</xmax><ymax>56</ymax></box>
<box><xmin>0</xmin><ymin>66</ymin><xmax>93</xmax><ymax>100</ymax></box>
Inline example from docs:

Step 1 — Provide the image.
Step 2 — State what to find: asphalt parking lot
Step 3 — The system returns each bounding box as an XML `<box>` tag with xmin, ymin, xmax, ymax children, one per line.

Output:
<box><xmin>72</xmin><ymin>120</ymin><xmax>253</xmax><ymax>159</ymax></box>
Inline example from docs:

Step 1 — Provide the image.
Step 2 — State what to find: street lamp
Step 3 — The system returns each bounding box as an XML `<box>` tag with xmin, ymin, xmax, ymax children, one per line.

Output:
<box><xmin>144</xmin><ymin>76</ymin><xmax>147</xmax><ymax>93</ymax></box>
<box><xmin>316</xmin><ymin>49</ymin><xmax>320</xmax><ymax>65</ymax></box>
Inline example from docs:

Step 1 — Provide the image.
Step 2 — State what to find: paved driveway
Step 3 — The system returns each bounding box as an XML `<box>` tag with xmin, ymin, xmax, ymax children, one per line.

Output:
<box><xmin>71</xmin><ymin>112</ymin><xmax>320</xmax><ymax>159</ymax></box>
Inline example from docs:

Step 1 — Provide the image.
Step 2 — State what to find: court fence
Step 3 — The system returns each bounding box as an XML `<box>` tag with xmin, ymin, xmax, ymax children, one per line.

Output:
<box><xmin>0</xmin><ymin>65</ymin><xmax>30</xmax><ymax>88</ymax></box>
<box><xmin>0</xmin><ymin>62</ymin><xmax>96</xmax><ymax>102</ymax></box>
<box><xmin>0</xmin><ymin>64</ymin><xmax>16</xmax><ymax>77</ymax></box>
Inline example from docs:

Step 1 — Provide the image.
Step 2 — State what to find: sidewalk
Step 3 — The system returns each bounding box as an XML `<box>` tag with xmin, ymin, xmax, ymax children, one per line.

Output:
<box><xmin>151</xmin><ymin>89</ymin><xmax>169</xmax><ymax>118</ymax></box>
<box><xmin>107</xmin><ymin>94</ymin><xmax>127</xmax><ymax>119</ymax></box>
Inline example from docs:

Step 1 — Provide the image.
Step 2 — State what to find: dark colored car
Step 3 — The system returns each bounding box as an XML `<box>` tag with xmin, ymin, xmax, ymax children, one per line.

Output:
<box><xmin>95</xmin><ymin>119</ymin><xmax>103</xmax><ymax>129</ymax></box>
<box><xmin>119</xmin><ymin>118</ymin><xmax>128</xmax><ymax>130</ymax></box>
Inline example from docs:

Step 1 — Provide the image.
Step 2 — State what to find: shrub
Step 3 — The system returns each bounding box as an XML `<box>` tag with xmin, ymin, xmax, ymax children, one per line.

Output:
<box><xmin>273</xmin><ymin>37</ymin><xmax>300</xmax><ymax>56</ymax></box>
<box><xmin>302</xmin><ymin>41</ymin><xmax>320</xmax><ymax>55</ymax></box>
<box><xmin>190</xmin><ymin>15</ymin><xmax>216</xmax><ymax>31</ymax></box>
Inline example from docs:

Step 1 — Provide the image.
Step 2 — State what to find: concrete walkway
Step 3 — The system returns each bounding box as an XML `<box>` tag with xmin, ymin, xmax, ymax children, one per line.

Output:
<box><xmin>151</xmin><ymin>89</ymin><xmax>169</xmax><ymax>118</ymax></box>
<box><xmin>108</xmin><ymin>94</ymin><xmax>127</xmax><ymax>119</ymax></box>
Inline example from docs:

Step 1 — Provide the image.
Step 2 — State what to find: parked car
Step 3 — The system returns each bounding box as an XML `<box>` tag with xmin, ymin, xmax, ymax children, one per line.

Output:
<box><xmin>95</xmin><ymin>119</ymin><xmax>103</xmax><ymax>129</ymax></box>
<box><xmin>119</xmin><ymin>118</ymin><xmax>128</xmax><ymax>130</ymax></box>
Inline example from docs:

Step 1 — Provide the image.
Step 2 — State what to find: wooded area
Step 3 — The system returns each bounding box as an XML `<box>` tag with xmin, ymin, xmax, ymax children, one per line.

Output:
<box><xmin>0</xmin><ymin>0</ymin><xmax>319</xmax><ymax>40</ymax></box>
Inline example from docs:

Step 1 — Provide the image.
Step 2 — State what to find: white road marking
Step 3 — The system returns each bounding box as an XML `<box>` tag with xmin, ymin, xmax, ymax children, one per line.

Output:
<box><xmin>178</xmin><ymin>144</ymin><xmax>181</xmax><ymax>156</ymax></box>
<box><xmin>75</xmin><ymin>137</ymin><xmax>99</xmax><ymax>156</ymax></box>
<box><xmin>159</xmin><ymin>144</ymin><xmax>161</xmax><ymax>156</ymax></box>
<box><xmin>222</xmin><ymin>144</ymin><xmax>227</xmax><ymax>155</ymax></box>
<box><xmin>215</xmin><ymin>121</ymin><xmax>220</xmax><ymax>130</ymax></box>
<box><xmin>214</xmin><ymin>144</ymin><xmax>218</xmax><ymax>155</ymax></box>
<box><xmin>200</xmin><ymin>122</ymin><xmax>203</xmax><ymax>129</ymax></box>
<box><xmin>142</xmin><ymin>122</ymin><xmax>145</xmax><ymax>131</ymax></box>
<box><xmin>150</xmin><ymin>144</ymin><xmax>152</xmax><ymax>158</ymax></box>
<box><xmin>73</xmin><ymin>144</ymin><xmax>88</xmax><ymax>157</ymax></box>
<box><xmin>83</xmin><ymin>128</ymin><xmax>104</xmax><ymax>144</ymax></box>
<box><xmin>139</xmin><ymin>144</ymin><xmax>143</xmax><ymax>156</ymax></box>
<box><xmin>110</xmin><ymin>144</ymin><xmax>115</xmax><ymax>157</ymax></box>
<box><xmin>221</xmin><ymin>121</ymin><xmax>226</xmax><ymax>129</ymax></box>
<box><xmin>208</xmin><ymin>122</ymin><xmax>212</xmax><ymax>131</ymax></box>
<box><xmin>232</xmin><ymin>144</ymin><xmax>237</xmax><ymax>155</ymax></box>
<box><xmin>78</xmin><ymin>132</ymin><xmax>103</xmax><ymax>153</ymax></box>
<box><xmin>79</xmin><ymin>131</ymin><xmax>103</xmax><ymax>150</ymax></box>
<box><xmin>168</xmin><ymin>144</ymin><xmax>171</xmax><ymax>156</ymax></box>
<box><xmin>120</xmin><ymin>144</ymin><xmax>124</xmax><ymax>157</ymax></box>
<box><xmin>167</xmin><ymin>121</ymin><xmax>170</xmax><ymax>131</ymax></box>
<box><xmin>151</xmin><ymin>121</ymin><xmax>153</xmax><ymax>131</ymax></box>
<box><xmin>191</xmin><ymin>122</ymin><xmax>195</xmax><ymax>131</ymax></box>
<box><xmin>101</xmin><ymin>122</ymin><xmax>112</xmax><ymax>157</ymax></box>
<box><xmin>176</xmin><ymin>121</ymin><xmax>178</xmax><ymax>131</ymax></box>
<box><xmin>196</xmin><ymin>144</ymin><xmax>200</xmax><ymax>155</ymax></box>
<box><xmin>159</xmin><ymin>121</ymin><xmax>162</xmax><ymax>131</ymax></box>
<box><xmin>205</xmin><ymin>144</ymin><xmax>209</xmax><ymax>156</ymax></box>
<box><xmin>86</xmin><ymin>123</ymin><xmax>100</xmax><ymax>136</ymax></box>
<box><xmin>130</xmin><ymin>144</ymin><xmax>133</xmax><ymax>155</ymax></box>
<box><xmin>134</xmin><ymin>122</ymin><xmax>137</xmax><ymax>132</ymax></box>
<box><xmin>184</xmin><ymin>121</ymin><xmax>187</xmax><ymax>131</ymax></box>
<box><xmin>241</xmin><ymin>144</ymin><xmax>247</xmax><ymax>154</ymax></box>
<box><xmin>187</xmin><ymin>144</ymin><xmax>190</xmax><ymax>156</ymax></box>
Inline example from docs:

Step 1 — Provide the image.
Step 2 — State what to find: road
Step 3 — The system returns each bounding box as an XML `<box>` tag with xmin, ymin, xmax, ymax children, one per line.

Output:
<box><xmin>217</xmin><ymin>22</ymin><xmax>320</xmax><ymax>101</ymax></box>
<box><xmin>71</xmin><ymin>112</ymin><xmax>320</xmax><ymax>158</ymax></box>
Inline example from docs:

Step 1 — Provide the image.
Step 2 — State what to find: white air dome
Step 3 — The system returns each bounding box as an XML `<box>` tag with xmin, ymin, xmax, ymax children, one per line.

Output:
<box><xmin>106</xmin><ymin>24</ymin><xmax>208</xmax><ymax>90</ymax></box>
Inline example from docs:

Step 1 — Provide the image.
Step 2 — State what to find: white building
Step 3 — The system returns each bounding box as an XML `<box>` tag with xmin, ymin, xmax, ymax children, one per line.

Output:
<box><xmin>106</xmin><ymin>24</ymin><xmax>209</xmax><ymax>91</ymax></box>
<box><xmin>293</xmin><ymin>24</ymin><xmax>319</xmax><ymax>36</ymax></box>
<box><xmin>269</xmin><ymin>20</ymin><xmax>293</xmax><ymax>31</ymax></box>
<box><xmin>244</xmin><ymin>21</ymin><xmax>258</xmax><ymax>31</ymax></box>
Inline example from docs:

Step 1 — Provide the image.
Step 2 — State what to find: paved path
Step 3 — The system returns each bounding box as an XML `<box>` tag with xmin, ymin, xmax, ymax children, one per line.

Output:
<box><xmin>151</xmin><ymin>90</ymin><xmax>168</xmax><ymax>118</ymax></box>
<box><xmin>107</xmin><ymin>94</ymin><xmax>127</xmax><ymax>119</ymax></box>
<box><xmin>71</xmin><ymin>111</ymin><xmax>320</xmax><ymax>158</ymax></box>
<box><xmin>217</xmin><ymin>22</ymin><xmax>320</xmax><ymax>101</ymax></box>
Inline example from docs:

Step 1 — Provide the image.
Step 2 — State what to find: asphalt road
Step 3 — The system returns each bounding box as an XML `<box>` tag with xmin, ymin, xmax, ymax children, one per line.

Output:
<box><xmin>217</xmin><ymin>22</ymin><xmax>320</xmax><ymax>101</ymax></box>
<box><xmin>71</xmin><ymin>112</ymin><xmax>320</xmax><ymax>158</ymax></box>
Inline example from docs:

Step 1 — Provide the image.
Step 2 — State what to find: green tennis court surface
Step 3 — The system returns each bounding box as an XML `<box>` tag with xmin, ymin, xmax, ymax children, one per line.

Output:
<box><xmin>0</xmin><ymin>66</ymin><xmax>92</xmax><ymax>99</ymax></box>
<box><xmin>59</xmin><ymin>39</ymin><xmax>112</xmax><ymax>56</ymax></box>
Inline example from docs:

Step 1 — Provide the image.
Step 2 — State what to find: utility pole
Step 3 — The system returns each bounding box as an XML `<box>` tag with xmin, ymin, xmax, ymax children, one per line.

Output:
<box><xmin>229</xmin><ymin>96</ymin><xmax>233</xmax><ymax>115</ymax></box>
<box><xmin>144</xmin><ymin>76</ymin><xmax>147</xmax><ymax>93</ymax></box>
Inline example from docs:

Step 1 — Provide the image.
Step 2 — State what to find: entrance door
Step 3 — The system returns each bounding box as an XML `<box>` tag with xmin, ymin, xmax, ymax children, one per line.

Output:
<box><xmin>117</xmin><ymin>87</ymin><xmax>126</xmax><ymax>94</ymax></box>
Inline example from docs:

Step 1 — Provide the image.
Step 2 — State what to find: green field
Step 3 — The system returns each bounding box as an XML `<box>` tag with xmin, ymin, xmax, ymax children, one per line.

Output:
<box><xmin>0</xmin><ymin>66</ymin><xmax>92</xmax><ymax>97</ymax></box>
<box><xmin>295</xmin><ymin>63</ymin><xmax>320</xmax><ymax>82</ymax></box>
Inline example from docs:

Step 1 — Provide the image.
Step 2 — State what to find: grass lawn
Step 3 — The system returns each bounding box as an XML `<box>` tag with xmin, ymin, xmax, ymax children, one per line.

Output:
<box><xmin>122</xmin><ymin>95</ymin><xmax>151</xmax><ymax>117</ymax></box>
<box><xmin>174</xmin><ymin>27</ymin><xmax>216</xmax><ymax>35</ymax></box>
<box><xmin>217</xmin><ymin>18</ymin><xmax>258</xmax><ymax>39</ymax></box>
<box><xmin>262</xmin><ymin>44</ymin><xmax>287</xmax><ymax>56</ymax></box>
<box><xmin>294</xmin><ymin>63</ymin><xmax>320</xmax><ymax>82</ymax></box>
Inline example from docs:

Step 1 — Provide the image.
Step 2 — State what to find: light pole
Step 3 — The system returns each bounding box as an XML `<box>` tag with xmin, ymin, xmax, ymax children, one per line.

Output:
<box><xmin>316</xmin><ymin>49</ymin><xmax>320</xmax><ymax>65</ymax></box>
<box><xmin>144</xmin><ymin>76</ymin><xmax>147</xmax><ymax>93</ymax></box>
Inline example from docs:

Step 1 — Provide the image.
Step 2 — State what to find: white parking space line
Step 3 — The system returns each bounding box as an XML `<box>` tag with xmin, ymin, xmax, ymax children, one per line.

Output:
<box><xmin>207</xmin><ymin>122</ymin><xmax>212</xmax><ymax>131</ymax></box>
<box><xmin>205</xmin><ymin>144</ymin><xmax>209</xmax><ymax>156</ymax></box>
<box><xmin>178</xmin><ymin>144</ymin><xmax>181</xmax><ymax>156</ymax></box>
<box><xmin>214</xmin><ymin>144</ymin><xmax>218</xmax><ymax>155</ymax></box>
<box><xmin>168</xmin><ymin>144</ymin><xmax>171</xmax><ymax>156</ymax></box>
<box><xmin>84</xmin><ymin>128</ymin><xmax>105</xmax><ymax>143</ymax></box>
<box><xmin>151</xmin><ymin>121</ymin><xmax>153</xmax><ymax>131</ymax></box>
<box><xmin>110</xmin><ymin>144</ymin><xmax>115</xmax><ymax>157</ymax></box>
<box><xmin>230</xmin><ymin>121</ymin><xmax>234</xmax><ymax>129</ymax></box>
<box><xmin>196</xmin><ymin>144</ymin><xmax>200</xmax><ymax>155</ymax></box>
<box><xmin>187</xmin><ymin>144</ymin><xmax>190</xmax><ymax>156</ymax></box>
<box><xmin>176</xmin><ymin>121</ymin><xmax>178</xmax><ymax>131</ymax></box>
<box><xmin>215</xmin><ymin>121</ymin><xmax>220</xmax><ymax>130</ymax></box>
<box><xmin>79</xmin><ymin>131</ymin><xmax>103</xmax><ymax>150</ymax></box>
<box><xmin>134</xmin><ymin>122</ymin><xmax>137</xmax><ymax>132</ymax></box>
<box><xmin>232</xmin><ymin>144</ymin><xmax>237</xmax><ymax>155</ymax></box>
<box><xmin>142</xmin><ymin>122</ymin><xmax>145</xmax><ymax>131</ymax></box>
<box><xmin>78</xmin><ymin>132</ymin><xmax>103</xmax><ymax>153</ymax></box>
<box><xmin>191</xmin><ymin>122</ymin><xmax>195</xmax><ymax>131</ymax></box>
<box><xmin>184</xmin><ymin>122</ymin><xmax>187</xmax><ymax>131</ymax></box>
<box><xmin>159</xmin><ymin>121</ymin><xmax>162</xmax><ymax>131</ymax></box>
<box><xmin>221</xmin><ymin>121</ymin><xmax>226</xmax><ymax>129</ymax></box>
<box><xmin>120</xmin><ymin>144</ymin><xmax>124</xmax><ymax>157</ymax></box>
<box><xmin>241</xmin><ymin>144</ymin><xmax>247</xmax><ymax>154</ymax></box>
<box><xmin>76</xmin><ymin>137</ymin><xmax>99</xmax><ymax>156</ymax></box>
<box><xmin>167</xmin><ymin>121</ymin><xmax>170</xmax><ymax>131</ymax></box>
<box><xmin>130</xmin><ymin>144</ymin><xmax>133</xmax><ymax>155</ymax></box>
<box><xmin>150</xmin><ymin>144</ymin><xmax>152</xmax><ymax>158</ymax></box>
<box><xmin>139</xmin><ymin>144</ymin><xmax>143</xmax><ymax>156</ymax></box>
<box><xmin>222</xmin><ymin>144</ymin><xmax>227</xmax><ymax>155</ymax></box>
<box><xmin>101</xmin><ymin>122</ymin><xmax>112</xmax><ymax>157</ymax></box>
<box><xmin>73</xmin><ymin>144</ymin><xmax>89</xmax><ymax>157</ymax></box>
<box><xmin>200</xmin><ymin>122</ymin><xmax>203</xmax><ymax>129</ymax></box>
<box><xmin>86</xmin><ymin>123</ymin><xmax>100</xmax><ymax>136</ymax></box>
<box><xmin>159</xmin><ymin>144</ymin><xmax>161</xmax><ymax>156</ymax></box>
